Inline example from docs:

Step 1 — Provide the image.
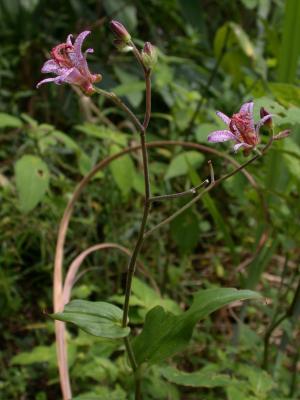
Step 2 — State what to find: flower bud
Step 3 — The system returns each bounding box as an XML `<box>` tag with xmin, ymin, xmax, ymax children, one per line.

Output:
<box><xmin>110</xmin><ymin>20</ymin><xmax>131</xmax><ymax>43</ymax></box>
<box><xmin>141</xmin><ymin>42</ymin><xmax>158</xmax><ymax>69</ymax></box>
<box><xmin>260</xmin><ymin>107</ymin><xmax>272</xmax><ymax>127</ymax></box>
<box><xmin>273</xmin><ymin>129</ymin><xmax>290</xmax><ymax>140</ymax></box>
<box><xmin>113</xmin><ymin>39</ymin><xmax>133</xmax><ymax>52</ymax></box>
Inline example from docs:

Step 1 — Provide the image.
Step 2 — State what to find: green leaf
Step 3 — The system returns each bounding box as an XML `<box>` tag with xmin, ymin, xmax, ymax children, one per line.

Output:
<box><xmin>160</xmin><ymin>365</ymin><xmax>231</xmax><ymax>387</ymax></box>
<box><xmin>277</xmin><ymin>0</ymin><xmax>300</xmax><ymax>83</ymax></box>
<box><xmin>165</xmin><ymin>151</ymin><xmax>204</xmax><ymax>180</ymax></box>
<box><xmin>111</xmin><ymin>277</ymin><xmax>181</xmax><ymax>319</ymax></box>
<box><xmin>76</xmin><ymin>123</ymin><xmax>127</xmax><ymax>146</ymax></box>
<box><xmin>11</xmin><ymin>343</ymin><xmax>76</xmax><ymax>367</ymax></box>
<box><xmin>51</xmin><ymin>300</ymin><xmax>130</xmax><ymax>339</ymax></box>
<box><xmin>282</xmin><ymin>138</ymin><xmax>300</xmax><ymax>178</ymax></box>
<box><xmin>109</xmin><ymin>144</ymin><xmax>135</xmax><ymax>197</ymax></box>
<box><xmin>15</xmin><ymin>155</ymin><xmax>50</xmax><ymax>213</ymax></box>
<box><xmin>0</xmin><ymin>112</ymin><xmax>22</xmax><ymax>129</ymax></box>
<box><xmin>214</xmin><ymin>23</ymin><xmax>256</xmax><ymax>60</ymax></box>
<box><xmin>132</xmin><ymin>288</ymin><xmax>260</xmax><ymax>365</ymax></box>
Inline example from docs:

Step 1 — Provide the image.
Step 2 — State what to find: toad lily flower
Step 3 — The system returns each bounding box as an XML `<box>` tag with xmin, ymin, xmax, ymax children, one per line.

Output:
<box><xmin>208</xmin><ymin>101</ymin><xmax>272</xmax><ymax>153</ymax></box>
<box><xmin>37</xmin><ymin>31</ymin><xmax>102</xmax><ymax>95</ymax></box>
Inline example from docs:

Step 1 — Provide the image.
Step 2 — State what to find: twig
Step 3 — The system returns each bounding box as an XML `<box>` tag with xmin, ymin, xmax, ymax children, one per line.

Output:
<box><xmin>149</xmin><ymin>179</ymin><xmax>209</xmax><ymax>202</ymax></box>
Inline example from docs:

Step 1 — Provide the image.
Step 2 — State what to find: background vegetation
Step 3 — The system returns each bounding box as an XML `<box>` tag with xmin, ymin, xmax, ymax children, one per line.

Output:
<box><xmin>0</xmin><ymin>0</ymin><xmax>299</xmax><ymax>399</ymax></box>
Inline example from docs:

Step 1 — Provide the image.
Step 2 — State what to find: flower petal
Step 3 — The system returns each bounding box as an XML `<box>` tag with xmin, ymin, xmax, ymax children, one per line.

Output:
<box><xmin>66</xmin><ymin>34</ymin><xmax>73</xmax><ymax>46</ymax></box>
<box><xmin>84</xmin><ymin>48</ymin><xmax>94</xmax><ymax>56</ymax></box>
<box><xmin>239</xmin><ymin>101</ymin><xmax>253</xmax><ymax>114</ymax></box>
<box><xmin>232</xmin><ymin>142</ymin><xmax>251</xmax><ymax>152</ymax></box>
<box><xmin>208</xmin><ymin>130</ymin><xmax>237</xmax><ymax>143</ymax></box>
<box><xmin>37</xmin><ymin>68</ymin><xmax>78</xmax><ymax>88</ymax></box>
<box><xmin>255</xmin><ymin>114</ymin><xmax>273</xmax><ymax>132</ymax></box>
<box><xmin>74</xmin><ymin>31</ymin><xmax>91</xmax><ymax>61</ymax></box>
<box><xmin>36</xmin><ymin>76</ymin><xmax>61</xmax><ymax>88</ymax></box>
<box><xmin>216</xmin><ymin>111</ymin><xmax>230</xmax><ymax>125</ymax></box>
<box><xmin>41</xmin><ymin>59</ymin><xmax>66</xmax><ymax>75</ymax></box>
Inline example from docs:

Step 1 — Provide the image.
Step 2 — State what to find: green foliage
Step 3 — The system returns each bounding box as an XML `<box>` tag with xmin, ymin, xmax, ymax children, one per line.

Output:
<box><xmin>277</xmin><ymin>0</ymin><xmax>300</xmax><ymax>83</ymax></box>
<box><xmin>164</xmin><ymin>151</ymin><xmax>204</xmax><ymax>180</ymax></box>
<box><xmin>132</xmin><ymin>288</ymin><xmax>260</xmax><ymax>365</ymax></box>
<box><xmin>52</xmin><ymin>300</ymin><xmax>130</xmax><ymax>339</ymax></box>
<box><xmin>14</xmin><ymin>155</ymin><xmax>50</xmax><ymax>213</ymax></box>
<box><xmin>160</xmin><ymin>365</ymin><xmax>232</xmax><ymax>388</ymax></box>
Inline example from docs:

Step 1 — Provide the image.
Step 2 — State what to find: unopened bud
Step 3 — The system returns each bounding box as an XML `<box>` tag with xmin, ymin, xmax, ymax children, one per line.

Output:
<box><xmin>260</xmin><ymin>107</ymin><xmax>272</xmax><ymax>127</ymax></box>
<box><xmin>110</xmin><ymin>20</ymin><xmax>131</xmax><ymax>43</ymax></box>
<box><xmin>141</xmin><ymin>42</ymin><xmax>158</xmax><ymax>69</ymax></box>
<box><xmin>113</xmin><ymin>39</ymin><xmax>133</xmax><ymax>52</ymax></box>
<box><xmin>273</xmin><ymin>129</ymin><xmax>290</xmax><ymax>140</ymax></box>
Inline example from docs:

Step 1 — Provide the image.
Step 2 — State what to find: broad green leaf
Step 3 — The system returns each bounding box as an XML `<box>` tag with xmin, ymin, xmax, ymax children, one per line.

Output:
<box><xmin>229</xmin><ymin>22</ymin><xmax>256</xmax><ymax>59</ymax></box>
<box><xmin>214</xmin><ymin>22</ymin><xmax>256</xmax><ymax>60</ymax></box>
<box><xmin>165</xmin><ymin>151</ymin><xmax>204</xmax><ymax>180</ymax></box>
<box><xmin>111</xmin><ymin>277</ymin><xmax>181</xmax><ymax>318</ymax></box>
<box><xmin>109</xmin><ymin>144</ymin><xmax>135</xmax><ymax>197</ymax></box>
<box><xmin>195</xmin><ymin>123</ymin><xmax>219</xmax><ymax>142</ymax></box>
<box><xmin>51</xmin><ymin>130</ymin><xmax>80</xmax><ymax>151</ymax></box>
<box><xmin>269</xmin><ymin>83</ymin><xmax>300</xmax><ymax>107</ymax></box>
<box><xmin>282</xmin><ymin>138</ymin><xmax>300</xmax><ymax>178</ymax></box>
<box><xmin>76</xmin><ymin>123</ymin><xmax>127</xmax><ymax>146</ymax></box>
<box><xmin>72</xmin><ymin>386</ymin><xmax>127</xmax><ymax>400</ymax></box>
<box><xmin>11</xmin><ymin>343</ymin><xmax>76</xmax><ymax>367</ymax></box>
<box><xmin>160</xmin><ymin>365</ymin><xmax>231</xmax><ymax>387</ymax></box>
<box><xmin>51</xmin><ymin>300</ymin><xmax>130</xmax><ymax>339</ymax></box>
<box><xmin>15</xmin><ymin>155</ymin><xmax>50</xmax><ymax>213</ymax></box>
<box><xmin>0</xmin><ymin>112</ymin><xmax>22</xmax><ymax>129</ymax></box>
<box><xmin>132</xmin><ymin>288</ymin><xmax>260</xmax><ymax>365</ymax></box>
<box><xmin>239</xmin><ymin>365</ymin><xmax>274</xmax><ymax>396</ymax></box>
<box><xmin>226</xmin><ymin>386</ymin><xmax>254</xmax><ymax>400</ymax></box>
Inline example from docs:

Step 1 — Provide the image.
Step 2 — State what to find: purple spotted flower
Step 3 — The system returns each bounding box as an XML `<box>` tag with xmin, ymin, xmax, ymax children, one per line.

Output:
<box><xmin>37</xmin><ymin>31</ymin><xmax>102</xmax><ymax>95</ymax></box>
<box><xmin>208</xmin><ymin>101</ymin><xmax>272</xmax><ymax>154</ymax></box>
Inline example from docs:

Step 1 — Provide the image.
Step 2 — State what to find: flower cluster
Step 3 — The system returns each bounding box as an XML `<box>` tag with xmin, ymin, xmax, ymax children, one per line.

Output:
<box><xmin>208</xmin><ymin>101</ymin><xmax>272</xmax><ymax>153</ymax></box>
<box><xmin>37</xmin><ymin>31</ymin><xmax>101</xmax><ymax>95</ymax></box>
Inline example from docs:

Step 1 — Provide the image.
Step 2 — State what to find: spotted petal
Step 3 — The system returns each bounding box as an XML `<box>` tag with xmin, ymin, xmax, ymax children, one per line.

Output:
<box><xmin>37</xmin><ymin>68</ymin><xmax>77</xmax><ymax>88</ymax></box>
<box><xmin>255</xmin><ymin>114</ymin><xmax>273</xmax><ymax>132</ymax></box>
<box><xmin>208</xmin><ymin>130</ymin><xmax>237</xmax><ymax>143</ymax></box>
<box><xmin>216</xmin><ymin>111</ymin><xmax>230</xmax><ymax>126</ymax></box>
<box><xmin>239</xmin><ymin>101</ymin><xmax>253</xmax><ymax>115</ymax></box>
<box><xmin>74</xmin><ymin>31</ymin><xmax>91</xmax><ymax>60</ymax></box>
<box><xmin>232</xmin><ymin>142</ymin><xmax>252</xmax><ymax>152</ymax></box>
<box><xmin>41</xmin><ymin>59</ymin><xmax>66</xmax><ymax>75</ymax></box>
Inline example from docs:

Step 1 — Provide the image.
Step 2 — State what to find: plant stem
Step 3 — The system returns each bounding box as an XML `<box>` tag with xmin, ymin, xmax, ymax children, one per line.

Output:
<box><xmin>122</xmin><ymin>71</ymin><xmax>152</xmax><ymax>328</ymax></box>
<box><xmin>93</xmin><ymin>87</ymin><xmax>144</xmax><ymax>132</ymax></box>
<box><xmin>149</xmin><ymin>179</ymin><xmax>209</xmax><ymax>202</ymax></box>
<box><xmin>94</xmin><ymin>68</ymin><xmax>151</xmax><ymax>399</ymax></box>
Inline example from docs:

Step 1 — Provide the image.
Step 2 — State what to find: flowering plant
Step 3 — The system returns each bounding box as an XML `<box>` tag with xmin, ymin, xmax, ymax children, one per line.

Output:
<box><xmin>37</xmin><ymin>21</ymin><xmax>289</xmax><ymax>400</ymax></box>
<box><xmin>37</xmin><ymin>31</ymin><xmax>101</xmax><ymax>94</ymax></box>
